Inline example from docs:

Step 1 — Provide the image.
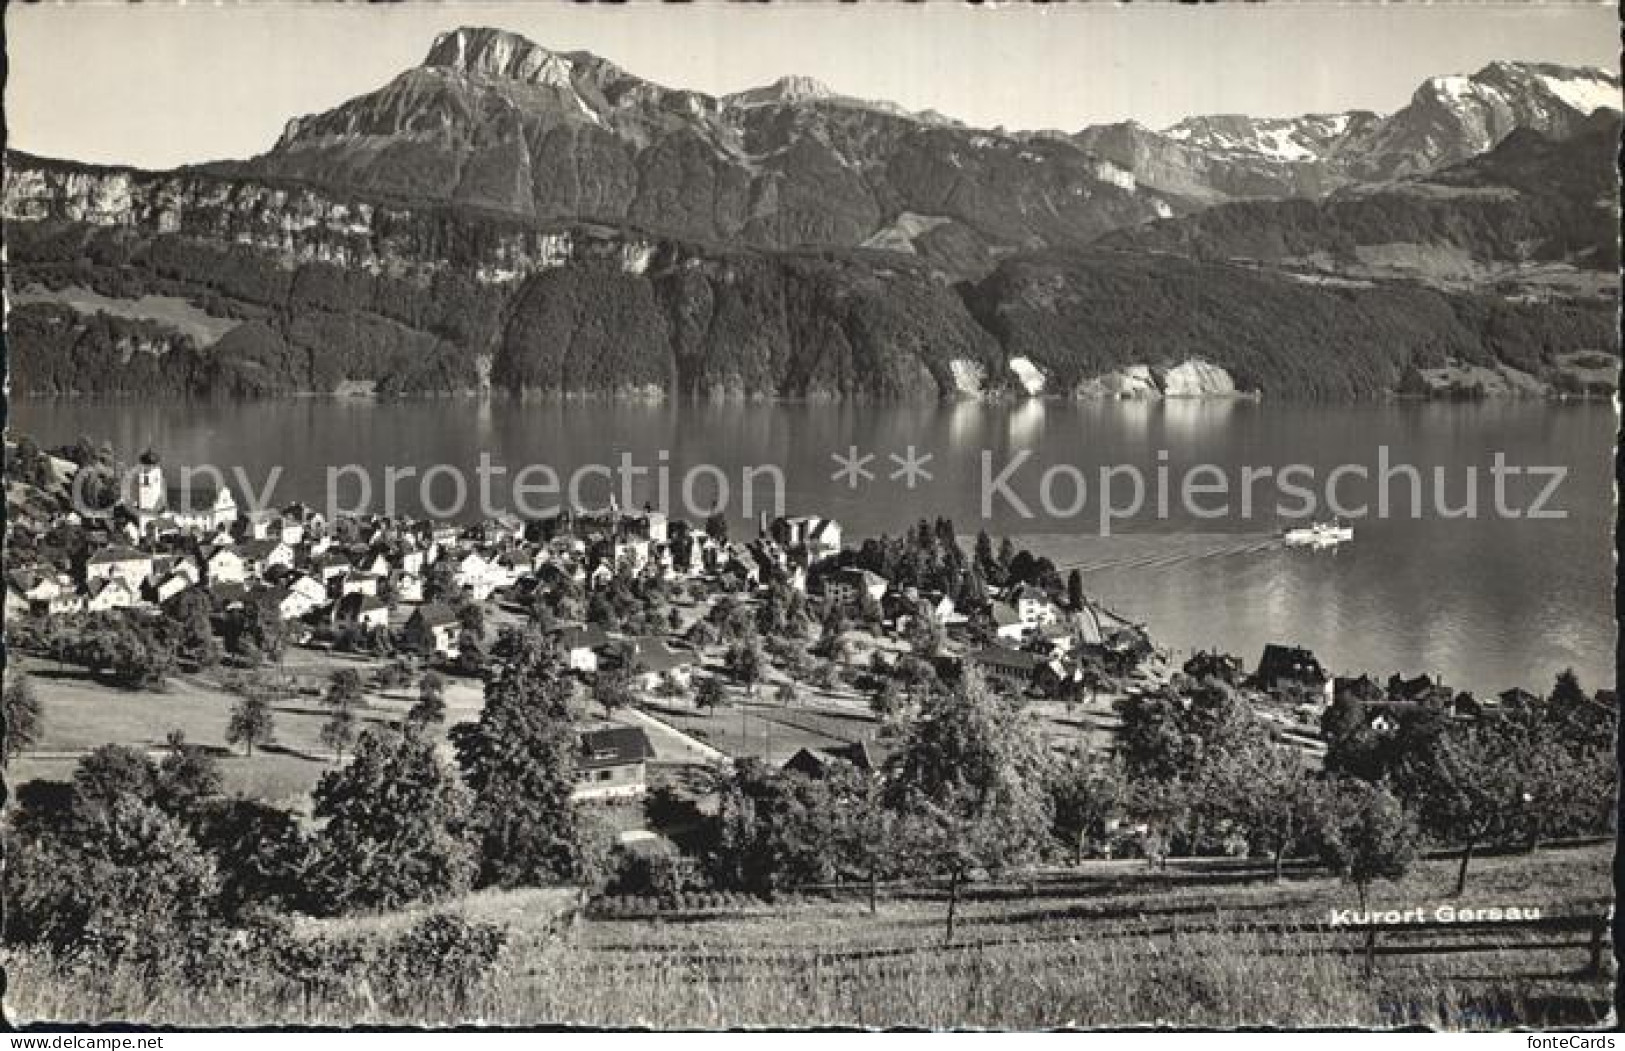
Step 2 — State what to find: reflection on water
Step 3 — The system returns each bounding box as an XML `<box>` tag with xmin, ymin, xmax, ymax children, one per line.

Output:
<box><xmin>1007</xmin><ymin>400</ymin><xmax>1045</xmax><ymax>447</ymax></box>
<box><xmin>8</xmin><ymin>397</ymin><xmax>1614</xmax><ymax>695</ymax></box>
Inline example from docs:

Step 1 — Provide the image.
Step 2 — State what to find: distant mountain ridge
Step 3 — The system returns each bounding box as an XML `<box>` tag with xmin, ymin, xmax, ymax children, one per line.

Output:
<box><xmin>1101</xmin><ymin>109</ymin><xmax>1622</xmax><ymax>288</ymax></box>
<box><xmin>215</xmin><ymin>27</ymin><xmax>1619</xmax><ymax>262</ymax></box>
<box><xmin>2</xmin><ymin>27</ymin><xmax>1616</xmax><ymax>402</ymax></box>
<box><xmin>1078</xmin><ymin>61</ymin><xmax>1619</xmax><ymax>201</ymax></box>
<box><xmin>224</xmin><ymin>26</ymin><xmax>1172</xmax><ymax>271</ymax></box>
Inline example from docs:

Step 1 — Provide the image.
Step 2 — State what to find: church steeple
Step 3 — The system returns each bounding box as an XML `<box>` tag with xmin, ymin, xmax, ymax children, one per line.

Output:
<box><xmin>133</xmin><ymin>450</ymin><xmax>164</xmax><ymax>514</ymax></box>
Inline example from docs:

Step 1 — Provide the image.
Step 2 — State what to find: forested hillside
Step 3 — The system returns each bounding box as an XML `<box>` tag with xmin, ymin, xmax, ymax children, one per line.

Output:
<box><xmin>963</xmin><ymin>250</ymin><xmax>1616</xmax><ymax>399</ymax></box>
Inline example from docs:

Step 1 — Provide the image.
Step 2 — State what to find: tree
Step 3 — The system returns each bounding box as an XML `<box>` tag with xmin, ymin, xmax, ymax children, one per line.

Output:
<box><xmin>320</xmin><ymin>705</ymin><xmax>358</xmax><ymax>762</ymax></box>
<box><xmin>452</xmin><ymin>634</ymin><xmax>587</xmax><ymax>886</ymax></box>
<box><xmin>1407</xmin><ymin>721</ymin><xmax>1536</xmax><ymax>894</ymax></box>
<box><xmin>1311</xmin><ymin>778</ymin><xmax>1417</xmax><ymax>910</ymax></box>
<box><xmin>165</xmin><ymin>589</ymin><xmax>221</xmax><ymax>669</ymax></box>
<box><xmin>74</xmin><ymin>615</ymin><xmax>175</xmax><ymax>689</ymax></box>
<box><xmin>306</xmin><ymin>728</ymin><xmax>477</xmax><ymax>915</ymax></box>
<box><xmin>325</xmin><ymin>668</ymin><xmax>366</xmax><ymax>712</ymax></box>
<box><xmin>226</xmin><ymin>691</ymin><xmax>276</xmax><ymax>756</ymax></box>
<box><xmin>191</xmin><ymin>797</ymin><xmax>309</xmax><ymax>918</ymax></box>
<box><xmin>774</xmin><ymin>682</ymin><xmax>799</xmax><ymax>708</ymax></box>
<box><xmin>225</xmin><ymin>593</ymin><xmax>285</xmax><ymax>663</ymax></box>
<box><xmin>1066</xmin><ymin>569</ymin><xmax>1086</xmax><ymax>613</ymax></box>
<box><xmin>1202</xmin><ymin>737</ymin><xmax>1317</xmax><ymax>879</ymax></box>
<box><xmin>5</xmin><ymin>795</ymin><xmax>220</xmax><ymax>962</ymax></box>
<box><xmin>706</xmin><ymin>760</ymin><xmax>843</xmax><ymax>894</ymax></box>
<box><xmin>1550</xmin><ymin>667</ymin><xmax>1586</xmax><ymax>708</ymax></box>
<box><xmin>695</xmin><ymin>675</ymin><xmax>727</xmax><ymax>717</ymax></box>
<box><xmin>906</xmin><ymin>610</ymin><xmax>946</xmax><ymax>659</ymax></box>
<box><xmin>1049</xmin><ymin>750</ymin><xmax>1124</xmax><ymax>864</ymax></box>
<box><xmin>725</xmin><ymin>638</ymin><xmax>766</xmax><ymax>694</ymax></box>
<box><xmin>870</xmin><ymin>679</ymin><xmax>906</xmax><ymax>724</ymax></box>
<box><xmin>3</xmin><ymin>672</ymin><xmax>44</xmax><ymax>765</ymax></box>
<box><xmin>973</xmin><ymin>531</ymin><xmax>1001</xmax><ymax>587</ymax></box>
<box><xmin>827</xmin><ymin>765</ymin><xmax>922</xmax><ymax>914</ymax></box>
<box><xmin>888</xmin><ymin>669</ymin><xmax>1055</xmax><ymax>942</ymax></box>
<box><xmin>72</xmin><ymin>743</ymin><xmax>159</xmax><ymax>814</ymax></box>
<box><xmin>408</xmin><ymin>670</ymin><xmax>449</xmax><ymax>726</ymax></box>
<box><xmin>455</xmin><ymin>599</ymin><xmax>486</xmax><ymax>638</ymax></box>
<box><xmin>156</xmin><ymin>730</ymin><xmax>223</xmax><ymax>817</ymax></box>
<box><xmin>595</xmin><ymin>669</ymin><xmax>636</xmax><ymax>719</ymax></box>
<box><xmin>1116</xmin><ymin>679</ymin><xmax>1258</xmax><ymax>787</ymax></box>
<box><xmin>6</xmin><ymin>743</ymin><xmax>220</xmax><ymax>961</ymax></box>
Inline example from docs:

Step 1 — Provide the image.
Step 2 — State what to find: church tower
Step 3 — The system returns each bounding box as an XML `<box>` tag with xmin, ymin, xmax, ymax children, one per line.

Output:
<box><xmin>133</xmin><ymin>449</ymin><xmax>164</xmax><ymax>515</ymax></box>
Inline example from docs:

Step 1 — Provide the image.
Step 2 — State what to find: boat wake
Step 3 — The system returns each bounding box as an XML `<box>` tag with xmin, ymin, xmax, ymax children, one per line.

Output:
<box><xmin>1018</xmin><ymin>533</ymin><xmax>1285</xmax><ymax>574</ymax></box>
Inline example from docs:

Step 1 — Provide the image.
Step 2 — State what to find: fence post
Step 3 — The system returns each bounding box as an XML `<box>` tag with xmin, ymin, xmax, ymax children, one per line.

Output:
<box><xmin>1364</xmin><ymin>928</ymin><xmax>1378</xmax><ymax>977</ymax></box>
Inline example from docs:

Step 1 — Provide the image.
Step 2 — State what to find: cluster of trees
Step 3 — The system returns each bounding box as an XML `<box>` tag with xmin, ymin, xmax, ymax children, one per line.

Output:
<box><xmin>3</xmin><ymin>714</ymin><xmax>505</xmax><ymax>1000</ymax></box>
<box><xmin>634</xmin><ymin>662</ymin><xmax>1614</xmax><ymax>935</ymax></box>
<box><xmin>666</xmin><ymin>668</ymin><xmax>1051</xmax><ymax>940</ymax></box>
<box><xmin>8</xmin><ymin>585</ymin><xmax>292</xmax><ymax>691</ymax></box>
<box><xmin>823</xmin><ymin>519</ymin><xmax>1071</xmax><ymax>621</ymax></box>
<box><xmin>1319</xmin><ymin>669</ymin><xmax>1614</xmax><ymax>893</ymax></box>
<box><xmin>4</xmin><ymin>628</ymin><xmax>603</xmax><ymax>972</ymax></box>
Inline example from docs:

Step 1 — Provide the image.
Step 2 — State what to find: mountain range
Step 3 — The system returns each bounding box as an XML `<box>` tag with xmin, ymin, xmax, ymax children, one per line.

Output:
<box><xmin>4</xmin><ymin>26</ymin><xmax>1619</xmax><ymax>401</ymax></box>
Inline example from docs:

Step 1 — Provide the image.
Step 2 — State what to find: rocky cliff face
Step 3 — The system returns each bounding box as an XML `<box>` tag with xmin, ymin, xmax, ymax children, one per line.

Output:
<box><xmin>4</xmin><ymin>153</ymin><xmax>664</xmax><ymax>282</ymax></box>
<box><xmin>3</xmin><ymin>151</ymin><xmax>1008</xmax><ymax>400</ymax></box>
<box><xmin>225</xmin><ymin>26</ymin><xmax>1175</xmax><ymax>270</ymax></box>
<box><xmin>1334</xmin><ymin>61</ymin><xmax>1621</xmax><ymax>179</ymax></box>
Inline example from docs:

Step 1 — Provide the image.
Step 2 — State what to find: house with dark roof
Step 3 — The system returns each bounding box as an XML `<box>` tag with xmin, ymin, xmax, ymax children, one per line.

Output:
<box><xmin>782</xmin><ymin>740</ymin><xmax>885</xmax><ymax>779</ymax></box>
<box><xmin>1253</xmin><ymin>644</ymin><xmax>1333</xmax><ymax>701</ymax></box>
<box><xmin>336</xmin><ymin>592</ymin><xmax>390</xmax><ymax>631</ymax></box>
<box><xmin>555</xmin><ymin>625</ymin><xmax>613</xmax><ymax>673</ymax></box>
<box><xmin>1496</xmin><ymin>686</ymin><xmax>1541</xmax><ymax>711</ymax></box>
<box><xmin>574</xmin><ymin>726</ymin><xmax>653</xmax><ymax>801</ymax></box>
<box><xmin>404</xmin><ymin>603</ymin><xmax>461</xmax><ymax>657</ymax></box>
<box><xmin>819</xmin><ymin>567</ymin><xmax>888</xmax><ymax>610</ymax></box>
<box><xmin>971</xmin><ymin>644</ymin><xmax>1041</xmax><ymax>690</ymax></box>
<box><xmin>624</xmin><ymin>637</ymin><xmax>694</xmax><ymax>690</ymax></box>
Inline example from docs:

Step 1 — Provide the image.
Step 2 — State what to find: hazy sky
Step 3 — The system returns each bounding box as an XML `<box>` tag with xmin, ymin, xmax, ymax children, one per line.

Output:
<box><xmin>7</xmin><ymin>1</ymin><xmax>1619</xmax><ymax>169</ymax></box>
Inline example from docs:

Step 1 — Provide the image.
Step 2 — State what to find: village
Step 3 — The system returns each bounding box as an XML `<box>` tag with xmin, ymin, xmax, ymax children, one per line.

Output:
<box><xmin>5</xmin><ymin>440</ymin><xmax>1578</xmax><ymax>821</ymax></box>
<box><xmin>2</xmin><ymin>437</ymin><xmax>1615</xmax><ymax>1029</ymax></box>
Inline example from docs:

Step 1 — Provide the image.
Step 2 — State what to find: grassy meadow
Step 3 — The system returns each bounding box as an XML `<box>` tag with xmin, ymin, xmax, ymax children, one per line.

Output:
<box><xmin>6</xmin><ymin>841</ymin><xmax>1611</xmax><ymax>1029</ymax></box>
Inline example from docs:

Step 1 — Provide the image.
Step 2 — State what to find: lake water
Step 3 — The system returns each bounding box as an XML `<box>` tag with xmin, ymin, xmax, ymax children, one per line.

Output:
<box><xmin>10</xmin><ymin>397</ymin><xmax>1616</xmax><ymax>696</ymax></box>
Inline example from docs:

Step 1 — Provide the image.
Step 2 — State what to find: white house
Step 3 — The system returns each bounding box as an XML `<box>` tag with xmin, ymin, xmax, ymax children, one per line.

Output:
<box><xmin>150</xmin><ymin>572</ymin><xmax>193</xmax><ymax>605</ymax></box>
<box><xmin>205</xmin><ymin>547</ymin><xmax>246</xmax><ymax>585</ymax></box>
<box><xmin>1008</xmin><ymin>584</ymin><xmax>1061</xmax><ymax>628</ymax></box>
<box><xmin>556</xmin><ymin>626</ymin><xmax>611</xmax><ymax>674</ymax></box>
<box><xmin>237</xmin><ymin>539</ymin><xmax>294</xmax><ymax>578</ymax></box>
<box><xmin>86</xmin><ymin>577</ymin><xmax>139</xmax><ymax>612</ymax></box>
<box><xmin>85</xmin><ymin>546</ymin><xmax>154</xmax><ymax>591</ymax></box>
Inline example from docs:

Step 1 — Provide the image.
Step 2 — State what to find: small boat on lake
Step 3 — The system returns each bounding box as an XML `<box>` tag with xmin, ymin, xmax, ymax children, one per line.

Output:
<box><xmin>1282</xmin><ymin>519</ymin><xmax>1354</xmax><ymax>548</ymax></box>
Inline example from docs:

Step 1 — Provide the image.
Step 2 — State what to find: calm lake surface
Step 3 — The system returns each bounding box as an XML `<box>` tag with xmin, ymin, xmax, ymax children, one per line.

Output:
<box><xmin>10</xmin><ymin>397</ymin><xmax>1616</xmax><ymax>695</ymax></box>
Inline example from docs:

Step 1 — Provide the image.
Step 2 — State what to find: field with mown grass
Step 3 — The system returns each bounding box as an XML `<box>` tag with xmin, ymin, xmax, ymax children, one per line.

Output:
<box><xmin>9</xmin><ymin>652</ymin><xmax>487</xmax><ymax>811</ymax></box>
<box><xmin>6</xmin><ymin>842</ymin><xmax>1611</xmax><ymax>1028</ymax></box>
